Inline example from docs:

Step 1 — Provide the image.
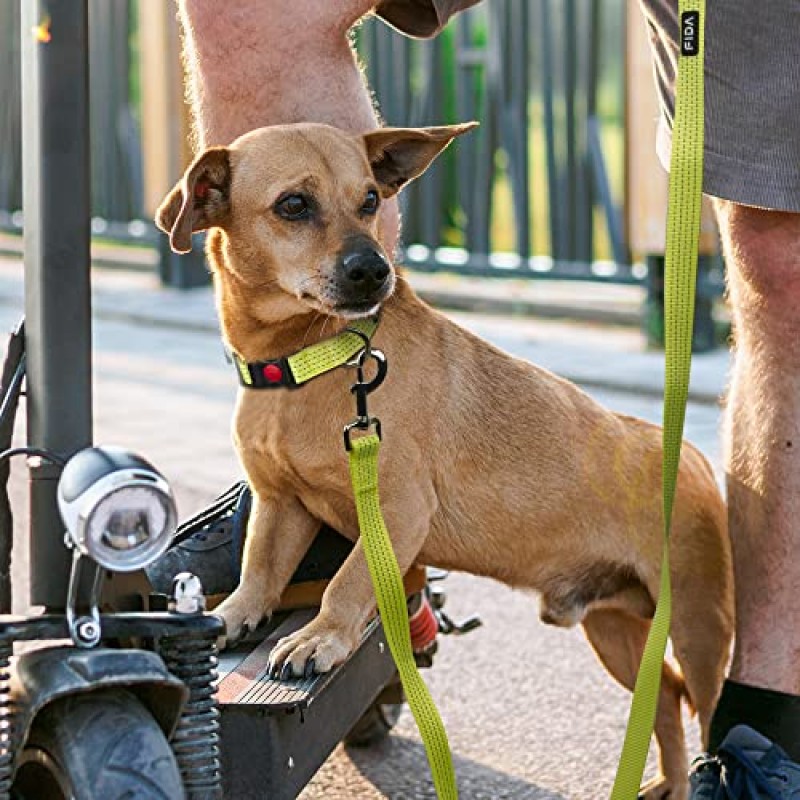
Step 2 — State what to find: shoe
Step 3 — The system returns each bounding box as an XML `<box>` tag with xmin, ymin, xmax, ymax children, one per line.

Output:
<box><xmin>145</xmin><ymin>481</ymin><xmax>355</xmax><ymax>598</ymax></box>
<box><xmin>690</xmin><ymin>752</ymin><xmax>724</xmax><ymax>799</ymax></box>
<box><xmin>689</xmin><ymin>725</ymin><xmax>800</xmax><ymax>799</ymax></box>
<box><xmin>146</xmin><ymin>481</ymin><xmax>251</xmax><ymax>596</ymax></box>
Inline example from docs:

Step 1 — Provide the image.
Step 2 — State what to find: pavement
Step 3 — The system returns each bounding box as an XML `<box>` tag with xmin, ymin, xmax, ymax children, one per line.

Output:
<box><xmin>0</xmin><ymin>254</ymin><xmax>729</xmax><ymax>798</ymax></box>
<box><xmin>0</xmin><ymin>257</ymin><xmax>732</xmax><ymax>404</ymax></box>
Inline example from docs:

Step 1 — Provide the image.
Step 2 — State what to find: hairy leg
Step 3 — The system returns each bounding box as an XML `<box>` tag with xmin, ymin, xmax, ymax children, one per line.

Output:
<box><xmin>176</xmin><ymin>0</ymin><xmax>400</xmax><ymax>251</ymax></box>
<box><xmin>717</xmin><ymin>200</ymin><xmax>800</xmax><ymax>694</ymax></box>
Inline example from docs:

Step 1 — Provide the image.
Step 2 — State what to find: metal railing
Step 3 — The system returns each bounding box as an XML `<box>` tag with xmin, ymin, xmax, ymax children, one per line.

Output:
<box><xmin>0</xmin><ymin>0</ymin><xmax>153</xmax><ymax>245</ymax></box>
<box><xmin>1</xmin><ymin>0</ymin><xmax>674</xmax><ymax>290</ymax></box>
<box><xmin>360</xmin><ymin>0</ymin><xmax>630</xmax><ymax>282</ymax></box>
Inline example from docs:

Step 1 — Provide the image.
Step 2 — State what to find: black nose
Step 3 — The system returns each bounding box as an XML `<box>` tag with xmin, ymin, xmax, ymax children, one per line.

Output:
<box><xmin>341</xmin><ymin>248</ymin><xmax>391</xmax><ymax>294</ymax></box>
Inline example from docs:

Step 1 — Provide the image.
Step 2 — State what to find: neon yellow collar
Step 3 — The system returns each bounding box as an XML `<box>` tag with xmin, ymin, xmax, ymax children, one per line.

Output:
<box><xmin>229</xmin><ymin>316</ymin><xmax>379</xmax><ymax>389</ymax></box>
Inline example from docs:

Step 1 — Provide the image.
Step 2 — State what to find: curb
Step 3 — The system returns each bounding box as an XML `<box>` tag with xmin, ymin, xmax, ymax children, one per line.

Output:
<box><xmin>413</xmin><ymin>287</ymin><xmax>643</xmax><ymax>327</ymax></box>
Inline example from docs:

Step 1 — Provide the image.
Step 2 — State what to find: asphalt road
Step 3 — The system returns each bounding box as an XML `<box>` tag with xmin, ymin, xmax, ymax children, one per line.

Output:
<box><xmin>0</xmin><ymin>303</ymin><xmax>721</xmax><ymax>799</ymax></box>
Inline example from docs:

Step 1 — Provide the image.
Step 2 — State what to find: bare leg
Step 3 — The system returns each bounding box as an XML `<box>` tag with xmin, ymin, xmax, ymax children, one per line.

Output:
<box><xmin>717</xmin><ymin>200</ymin><xmax>800</xmax><ymax>694</ymax></box>
<box><xmin>176</xmin><ymin>0</ymin><xmax>400</xmax><ymax>252</ymax></box>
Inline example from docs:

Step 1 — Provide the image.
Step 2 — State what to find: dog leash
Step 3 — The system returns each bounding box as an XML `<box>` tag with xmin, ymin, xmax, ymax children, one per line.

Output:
<box><xmin>345</xmin><ymin>348</ymin><xmax>458</xmax><ymax>799</ymax></box>
<box><xmin>610</xmin><ymin>2</ymin><xmax>706</xmax><ymax>797</ymax></box>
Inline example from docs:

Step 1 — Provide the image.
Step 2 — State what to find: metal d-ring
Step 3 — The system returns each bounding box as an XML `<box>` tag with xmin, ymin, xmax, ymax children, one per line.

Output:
<box><xmin>344</xmin><ymin>327</ymin><xmax>373</xmax><ymax>369</ymax></box>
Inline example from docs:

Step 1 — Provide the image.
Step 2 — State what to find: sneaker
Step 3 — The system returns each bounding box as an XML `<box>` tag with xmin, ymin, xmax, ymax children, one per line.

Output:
<box><xmin>146</xmin><ymin>481</ymin><xmax>251</xmax><ymax>596</ymax></box>
<box><xmin>690</xmin><ymin>752</ymin><xmax>724</xmax><ymax>799</ymax></box>
<box><xmin>689</xmin><ymin>725</ymin><xmax>800</xmax><ymax>799</ymax></box>
<box><xmin>145</xmin><ymin>481</ymin><xmax>355</xmax><ymax>598</ymax></box>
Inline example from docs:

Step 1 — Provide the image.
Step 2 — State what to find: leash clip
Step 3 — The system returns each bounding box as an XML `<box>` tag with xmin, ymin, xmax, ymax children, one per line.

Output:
<box><xmin>343</xmin><ymin>347</ymin><xmax>388</xmax><ymax>451</ymax></box>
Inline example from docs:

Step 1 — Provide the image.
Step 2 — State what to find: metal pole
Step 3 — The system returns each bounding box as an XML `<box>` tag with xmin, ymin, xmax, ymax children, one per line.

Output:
<box><xmin>22</xmin><ymin>1</ymin><xmax>93</xmax><ymax>608</ymax></box>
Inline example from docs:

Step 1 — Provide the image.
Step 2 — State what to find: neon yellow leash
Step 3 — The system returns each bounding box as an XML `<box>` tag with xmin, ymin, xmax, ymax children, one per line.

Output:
<box><xmin>231</xmin><ymin>312</ymin><xmax>456</xmax><ymax>794</ymax></box>
<box><xmin>349</xmin><ymin>434</ymin><xmax>457</xmax><ymax>799</ymax></box>
<box><xmin>235</xmin><ymin>318</ymin><xmax>457</xmax><ymax>795</ymax></box>
<box><xmin>345</xmin><ymin>342</ymin><xmax>457</xmax><ymax>799</ymax></box>
<box><xmin>610</xmin><ymin>1</ymin><xmax>705</xmax><ymax>797</ymax></box>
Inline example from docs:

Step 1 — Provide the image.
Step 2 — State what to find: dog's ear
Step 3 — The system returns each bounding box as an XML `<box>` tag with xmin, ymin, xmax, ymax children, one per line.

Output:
<box><xmin>363</xmin><ymin>122</ymin><xmax>478</xmax><ymax>197</ymax></box>
<box><xmin>155</xmin><ymin>147</ymin><xmax>232</xmax><ymax>254</ymax></box>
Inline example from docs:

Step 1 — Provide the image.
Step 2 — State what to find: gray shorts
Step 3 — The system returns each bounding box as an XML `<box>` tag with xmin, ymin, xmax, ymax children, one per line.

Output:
<box><xmin>376</xmin><ymin>0</ymin><xmax>800</xmax><ymax>212</ymax></box>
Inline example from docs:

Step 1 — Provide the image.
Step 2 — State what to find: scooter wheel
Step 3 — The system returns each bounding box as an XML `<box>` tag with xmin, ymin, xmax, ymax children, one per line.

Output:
<box><xmin>12</xmin><ymin>688</ymin><xmax>184</xmax><ymax>800</ymax></box>
<box><xmin>345</xmin><ymin>699</ymin><xmax>404</xmax><ymax>747</ymax></box>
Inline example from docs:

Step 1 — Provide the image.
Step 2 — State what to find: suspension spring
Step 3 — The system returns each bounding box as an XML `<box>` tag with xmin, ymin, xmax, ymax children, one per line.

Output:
<box><xmin>159</xmin><ymin>632</ymin><xmax>222</xmax><ymax>800</ymax></box>
<box><xmin>0</xmin><ymin>639</ymin><xmax>13</xmax><ymax>799</ymax></box>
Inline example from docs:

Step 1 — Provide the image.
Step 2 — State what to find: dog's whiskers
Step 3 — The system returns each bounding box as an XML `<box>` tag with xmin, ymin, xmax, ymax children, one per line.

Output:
<box><xmin>318</xmin><ymin>313</ymin><xmax>333</xmax><ymax>342</ymax></box>
<box><xmin>302</xmin><ymin>312</ymin><xmax>323</xmax><ymax>348</ymax></box>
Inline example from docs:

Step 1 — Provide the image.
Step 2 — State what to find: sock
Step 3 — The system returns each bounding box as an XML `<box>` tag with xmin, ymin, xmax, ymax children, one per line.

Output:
<box><xmin>709</xmin><ymin>679</ymin><xmax>800</xmax><ymax>761</ymax></box>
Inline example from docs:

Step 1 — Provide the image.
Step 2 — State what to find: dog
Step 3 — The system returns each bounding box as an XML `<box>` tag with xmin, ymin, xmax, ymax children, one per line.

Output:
<box><xmin>156</xmin><ymin>122</ymin><xmax>733</xmax><ymax>799</ymax></box>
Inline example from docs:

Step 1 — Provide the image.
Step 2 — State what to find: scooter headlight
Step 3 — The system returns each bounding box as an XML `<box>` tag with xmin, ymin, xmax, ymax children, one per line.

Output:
<box><xmin>57</xmin><ymin>446</ymin><xmax>177</xmax><ymax>572</ymax></box>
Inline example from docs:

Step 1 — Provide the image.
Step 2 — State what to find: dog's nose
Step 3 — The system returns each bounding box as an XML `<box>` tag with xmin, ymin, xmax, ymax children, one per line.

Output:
<box><xmin>341</xmin><ymin>248</ymin><xmax>391</xmax><ymax>294</ymax></box>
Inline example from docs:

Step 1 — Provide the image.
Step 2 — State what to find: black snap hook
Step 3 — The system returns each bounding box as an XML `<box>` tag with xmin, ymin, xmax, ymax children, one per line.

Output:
<box><xmin>351</xmin><ymin>349</ymin><xmax>388</xmax><ymax>396</ymax></box>
<box><xmin>343</xmin><ymin>346</ymin><xmax>388</xmax><ymax>452</ymax></box>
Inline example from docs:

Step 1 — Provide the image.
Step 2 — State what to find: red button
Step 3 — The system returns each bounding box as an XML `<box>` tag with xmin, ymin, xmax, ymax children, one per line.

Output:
<box><xmin>262</xmin><ymin>364</ymin><xmax>283</xmax><ymax>383</ymax></box>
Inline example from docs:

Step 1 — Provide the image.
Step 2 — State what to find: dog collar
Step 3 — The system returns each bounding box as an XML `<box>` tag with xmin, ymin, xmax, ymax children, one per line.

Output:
<box><xmin>228</xmin><ymin>316</ymin><xmax>379</xmax><ymax>389</ymax></box>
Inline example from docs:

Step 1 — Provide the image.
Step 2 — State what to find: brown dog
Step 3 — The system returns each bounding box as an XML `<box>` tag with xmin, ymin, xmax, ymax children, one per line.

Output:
<box><xmin>157</xmin><ymin>122</ymin><xmax>733</xmax><ymax>799</ymax></box>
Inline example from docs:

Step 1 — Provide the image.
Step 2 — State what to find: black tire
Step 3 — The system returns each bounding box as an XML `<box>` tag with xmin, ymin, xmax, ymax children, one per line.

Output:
<box><xmin>345</xmin><ymin>699</ymin><xmax>404</xmax><ymax>747</ymax></box>
<box><xmin>12</xmin><ymin>688</ymin><xmax>184</xmax><ymax>800</ymax></box>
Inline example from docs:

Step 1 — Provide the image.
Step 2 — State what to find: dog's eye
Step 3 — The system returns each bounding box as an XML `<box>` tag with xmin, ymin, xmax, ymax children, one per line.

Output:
<box><xmin>276</xmin><ymin>194</ymin><xmax>310</xmax><ymax>220</ymax></box>
<box><xmin>361</xmin><ymin>189</ymin><xmax>380</xmax><ymax>215</ymax></box>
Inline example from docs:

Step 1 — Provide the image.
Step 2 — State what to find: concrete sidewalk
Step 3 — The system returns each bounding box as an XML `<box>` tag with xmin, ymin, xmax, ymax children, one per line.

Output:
<box><xmin>0</xmin><ymin>256</ymin><xmax>730</xmax><ymax>405</ymax></box>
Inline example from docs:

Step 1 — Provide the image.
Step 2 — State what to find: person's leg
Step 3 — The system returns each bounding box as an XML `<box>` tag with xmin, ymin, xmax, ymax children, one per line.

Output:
<box><xmin>177</xmin><ymin>0</ymin><xmax>380</xmax><ymax>146</ymax></box>
<box><xmin>640</xmin><ymin>0</ymin><xmax>800</xmax><ymax>769</ymax></box>
<box><xmin>707</xmin><ymin>202</ymin><xmax>800</xmax><ymax>752</ymax></box>
<box><xmin>176</xmin><ymin>0</ymin><xmax>400</xmax><ymax>251</ymax></box>
<box><xmin>721</xmin><ymin>202</ymin><xmax>800</xmax><ymax>698</ymax></box>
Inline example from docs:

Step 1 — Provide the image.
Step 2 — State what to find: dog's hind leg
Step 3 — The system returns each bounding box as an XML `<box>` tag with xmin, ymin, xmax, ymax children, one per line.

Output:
<box><xmin>669</xmin><ymin>520</ymin><xmax>734</xmax><ymax>747</ymax></box>
<box><xmin>668</xmin><ymin>606</ymin><xmax>731</xmax><ymax>750</ymax></box>
<box><xmin>582</xmin><ymin>608</ymin><xmax>689</xmax><ymax>800</ymax></box>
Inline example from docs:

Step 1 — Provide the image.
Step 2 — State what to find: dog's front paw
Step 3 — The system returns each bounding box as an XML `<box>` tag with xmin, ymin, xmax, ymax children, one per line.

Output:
<box><xmin>639</xmin><ymin>775</ymin><xmax>688</xmax><ymax>800</ymax></box>
<box><xmin>215</xmin><ymin>589</ymin><xmax>271</xmax><ymax>648</ymax></box>
<box><xmin>267</xmin><ymin>617</ymin><xmax>359</xmax><ymax>680</ymax></box>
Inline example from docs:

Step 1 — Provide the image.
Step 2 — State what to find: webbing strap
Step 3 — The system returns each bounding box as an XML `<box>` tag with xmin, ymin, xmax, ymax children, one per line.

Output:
<box><xmin>287</xmin><ymin>317</ymin><xmax>378</xmax><ymax>384</ymax></box>
<box><xmin>349</xmin><ymin>434</ymin><xmax>457</xmax><ymax>799</ymax></box>
<box><xmin>610</xmin><ymin>2</ymin><xmax>705</xmax><ymax>797</ymax></box>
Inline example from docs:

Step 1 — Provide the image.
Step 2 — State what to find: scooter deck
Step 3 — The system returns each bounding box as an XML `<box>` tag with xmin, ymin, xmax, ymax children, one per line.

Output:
<box><xmin>217</xmin><ymin>607</ymin><xmax>341</xmax><ymax>712</ymax></box>
<box><xmin>215</xmin><ymin>565</ymin><xmax>424</xmax><ymax>710</ymax></box>
<box><xmin>217</xmin><ymin>607</ymin><xmax>397</xmax><ymax>800</ymax></box>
